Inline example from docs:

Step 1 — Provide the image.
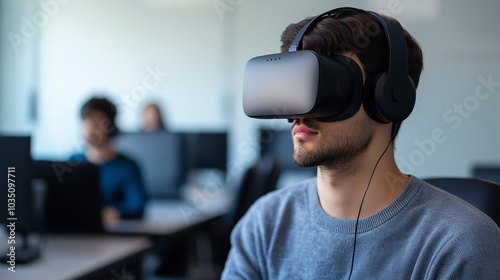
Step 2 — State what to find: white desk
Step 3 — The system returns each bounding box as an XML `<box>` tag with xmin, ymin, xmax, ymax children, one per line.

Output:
<box><xmin>1</xmin><ymin>235</ymin><xmax>153</xmax><ymax>280</ymax></box>
<box><xmin>105</xmin><ymin>194</ymin><xmax>233</xmax><ymax>236</ymax></box>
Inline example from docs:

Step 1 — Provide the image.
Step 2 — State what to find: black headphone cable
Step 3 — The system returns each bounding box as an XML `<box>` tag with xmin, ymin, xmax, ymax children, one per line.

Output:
<box><xmin>347</xmin><ymin>122</ymin><xmax>400</xmax><ymax>280</ymax></box>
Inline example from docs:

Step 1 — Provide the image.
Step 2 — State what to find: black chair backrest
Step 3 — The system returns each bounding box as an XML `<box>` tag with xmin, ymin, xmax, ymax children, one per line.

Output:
<box><xmin>424</xmin><ymin>177</ymin><xmax>500</xmax><ymax>226</ymax></box>
<box><xmin>473</xmin><ymin>166</ymin><xmax>500</xmax><ymax>186</ymax></box>
<box><xmin>225</xmin><ymin>156</ymin><xmax>282</xmax><ymax>230</ymax></box>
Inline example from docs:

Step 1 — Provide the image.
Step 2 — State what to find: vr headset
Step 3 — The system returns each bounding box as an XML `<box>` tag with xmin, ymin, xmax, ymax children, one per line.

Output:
<box><xmin>242</xmin><ymin>7</ymin><xmax>416</xmax><ymax>123</ymax></box>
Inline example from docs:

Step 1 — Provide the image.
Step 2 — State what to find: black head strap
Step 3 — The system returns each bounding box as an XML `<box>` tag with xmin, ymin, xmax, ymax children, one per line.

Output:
<box><xmin>289</xmin><ymin>7</ymin><xmax>367</xmax><ymax>52</ymax></box>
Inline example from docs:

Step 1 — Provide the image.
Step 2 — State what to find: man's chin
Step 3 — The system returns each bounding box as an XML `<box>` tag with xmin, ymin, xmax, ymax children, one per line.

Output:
<box><xmin>293</xmin><ymin>160</ymin><xmax>318</xmax><ymax>168</ymax></box>
<box><xmin>292</xmin><ymin>148</ymin><xmax>320</xmax><ymax>167</ymax></box>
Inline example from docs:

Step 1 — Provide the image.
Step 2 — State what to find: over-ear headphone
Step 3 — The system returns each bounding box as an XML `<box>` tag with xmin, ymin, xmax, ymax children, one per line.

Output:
<box><xmin>360</xmin><ymin>11</ymin><xmax>416</xmax><ymax>123</ymax></box>
<box><xmin>242</xmin><ymin>7</ymin><xmax>416</xmax><ymax>124</ymax></box>
<box><xmin>291</xmin><ymin>7</ymin><xmax>416</xmax><ymax>123</ymax></box>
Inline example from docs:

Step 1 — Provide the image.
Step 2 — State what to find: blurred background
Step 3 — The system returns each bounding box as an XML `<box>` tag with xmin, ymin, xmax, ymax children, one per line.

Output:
<box><xmin>1</xmin><ymin>0</ymin><xmax>499</xmax><ymax>176</ymax></box>
<box><xmin>1</xmin><ymin>0</ymin><xmax>500</xmax><ymax>279</ymax></box>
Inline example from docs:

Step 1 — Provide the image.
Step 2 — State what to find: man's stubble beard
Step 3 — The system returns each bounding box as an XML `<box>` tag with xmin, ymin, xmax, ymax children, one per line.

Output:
<box><xmin>292</xmin><ymin>123</ymin><xmax>373</xmax><ymax>174</ymax></box>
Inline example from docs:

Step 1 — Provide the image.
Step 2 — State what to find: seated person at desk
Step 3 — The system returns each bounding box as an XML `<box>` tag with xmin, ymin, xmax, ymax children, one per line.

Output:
<box><xmin>71</xmin><ymin>97</ymin><xmax>146</xmax><ymax>222</ymax></box>
<box><xmin>141</xmin><ymin>102</ymin><xmax>167</xmax><ymax>132</ymax></box>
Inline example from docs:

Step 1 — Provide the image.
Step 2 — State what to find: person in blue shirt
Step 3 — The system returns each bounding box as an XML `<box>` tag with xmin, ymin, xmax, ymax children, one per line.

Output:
<box><xmin>72</xmin><ymin>97</ymin><xmax>146</xmax><ymax>222</ymax></box>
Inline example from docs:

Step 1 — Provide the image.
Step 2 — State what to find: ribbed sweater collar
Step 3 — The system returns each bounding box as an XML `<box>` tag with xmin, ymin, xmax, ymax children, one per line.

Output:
<box><xmin>307</xmin><ymin>175</ymin><xmax>423</xmax><ymax>234</ymax></box>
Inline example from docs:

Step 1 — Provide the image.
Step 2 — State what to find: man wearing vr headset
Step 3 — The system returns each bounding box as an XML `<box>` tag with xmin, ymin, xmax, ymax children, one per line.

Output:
<box><xmin>222</xmin><ymin>7</ymin><xmax>500</xmax><ymax>280</ymax></box>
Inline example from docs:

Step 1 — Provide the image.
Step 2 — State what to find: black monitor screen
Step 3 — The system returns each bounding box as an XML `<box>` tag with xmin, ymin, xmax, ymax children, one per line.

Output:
<box><xmin>260</xmin><ymin>129</ymin><xmax>315</xmax><ymax>173</ymax></box>
<box><xmin>184</xmin><ymin>132</ymin><xmax>227</xmax><ymax>172</ymax></box>
<box><xmin>0</xmin><ymin>136</ymin><xmax>33</xmax><ymax>233</ymax></box>
<box><xmin>33</xmin><ymin>160</ymin><xmax>103</xmax><ymax>233</ymax></box>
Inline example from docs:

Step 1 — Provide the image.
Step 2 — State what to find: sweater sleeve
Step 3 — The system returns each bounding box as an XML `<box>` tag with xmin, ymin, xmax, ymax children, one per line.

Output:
<box><xmin>221</xmin><ymin>202</ymin><xmax>268</xmax><ymax>280</ymax></box>
<box><xmin>426</xmin><ymin>221</ymin><xmax>500</xmax><ymax>280</ymax></box>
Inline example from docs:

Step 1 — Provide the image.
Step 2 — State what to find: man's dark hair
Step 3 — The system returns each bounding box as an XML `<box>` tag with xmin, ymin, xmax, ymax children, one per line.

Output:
<box><xmin>280</xmin><ymin>8</ymin><xmax>424</xmax><ymax>138</ymax></box>
<box><xmin>80</xmin><ymin>96</ymin><xmax>120</xmax><ymax>138</ymax></box>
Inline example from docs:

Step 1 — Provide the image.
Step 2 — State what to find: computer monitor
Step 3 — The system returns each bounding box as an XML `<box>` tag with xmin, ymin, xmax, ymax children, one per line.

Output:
<box><xmin>33</xmin><ymin>160</ymin><xmax>103</xmax><ymax>233</ymax></box>
<box><xmin>260</xmin><ymin>129</ymin><xmax>316</xmax><ymax>172</ymax></box>
<box><xmin>0</xmin><ymin>136</ymin><xmax>33</xmax><ymax>231</ymax></box>
<box><xmin>260</xmin><ymin>129</ymin><xmax>316</xmax><ymax>188</ymax></box>
<box><xmin>183</xmin><ymin>132</ymin><xmax>228</xmax><ymax>172</ymax></box>
<box><xmin>0</xmin><ymin>136</ymin><xmax>40</xmax><ymax>263</ymax></box>
<box><xmin>113</xmin><ymin>132</ymin><xmax>187</xmax><ymax>198</ymax></box>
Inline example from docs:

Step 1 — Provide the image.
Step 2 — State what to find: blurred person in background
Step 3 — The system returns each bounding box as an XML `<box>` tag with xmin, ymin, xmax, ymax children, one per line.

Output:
<box><xmin>141</xmin><ymin>102</ymin><xmax>167</xmax><ymax>132</ymax></box>
<box><xmin>71</xmin><ymin>96</ymin><xmax>146</xmax><ymax>223</ymax></box>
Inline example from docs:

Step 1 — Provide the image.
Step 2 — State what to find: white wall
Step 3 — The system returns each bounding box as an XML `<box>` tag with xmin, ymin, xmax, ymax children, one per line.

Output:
<box><xmin>0</xmin><ymin>0</ymin><xmax>37</xmax><ymax>135</ymax></box>
<box><xmin>2</xmin><ymin>0</ymin><xmax>499</xmax><ymax>178</ymax></box>
<box><xmin>32</xmin><ymin>0</ymin><xmax>232</xmax><ymax>159</ymax></box>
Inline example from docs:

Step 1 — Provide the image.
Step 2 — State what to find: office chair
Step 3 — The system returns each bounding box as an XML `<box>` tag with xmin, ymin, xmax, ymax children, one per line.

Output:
<box><xmin>210</xmin><ymin>156</ymin><xmax>282</xmax><ymax>275</ymax></box>
<box><xmin>424</xmin><ymin>177</ymin><xmax>500</xmax><ymax>226</ymax></box>
<box><xmin>472</xmin><ymin>166</ymin><xmax>500</xmax><ymax>185</ymax></box>
<box><xmin>226</xmin><ymin>155</ymin><xmax>282</xmax><ymax>229</ymax></box>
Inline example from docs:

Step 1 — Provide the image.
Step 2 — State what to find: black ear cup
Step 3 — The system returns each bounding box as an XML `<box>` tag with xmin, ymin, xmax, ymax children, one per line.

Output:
<box><xmin>364</xmin><ymin>71</ymin><xmax>416</xmax><ymax>123</ymax></box>
<box><xmin>376</xmin><ymin>73</ymin><xmax>416</xmax><ymax>123</ymax></box>
<box><xmin>364</xmin><ymin>11</ymin><xmax>416</xmax><ymax>124</ymax></box>
<box><xmin>363</xmin><ymin>72</ymin><xmax>385</xmax><ymax>123</ymax></box>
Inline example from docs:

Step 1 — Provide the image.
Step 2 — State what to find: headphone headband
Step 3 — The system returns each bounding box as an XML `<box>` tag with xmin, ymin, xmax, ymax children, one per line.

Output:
<box><xmin>289</xmin><ymin>7</ymin><xmax>366</xmax><ymax>52</ymax></box>
<box><xmin>289</xmin><ymin>8</ymin><xmax>409</xmax><ymax>77</ymax></box>
<box><xmin>287</xmin><ymin>7</ymin><xmax>415</xmax><ymax>123</ymax></box>
<box><xmin>367</xmin><ymin>12</ymin><xmax>411</xmax><ymax>94</ymax></box>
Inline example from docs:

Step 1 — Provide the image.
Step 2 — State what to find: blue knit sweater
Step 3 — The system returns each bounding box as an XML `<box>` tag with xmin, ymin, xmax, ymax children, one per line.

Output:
<box><xmin>222</xmin><ymin>176</ymin><xmax>500</xmax><ymax>279</ymax></box>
